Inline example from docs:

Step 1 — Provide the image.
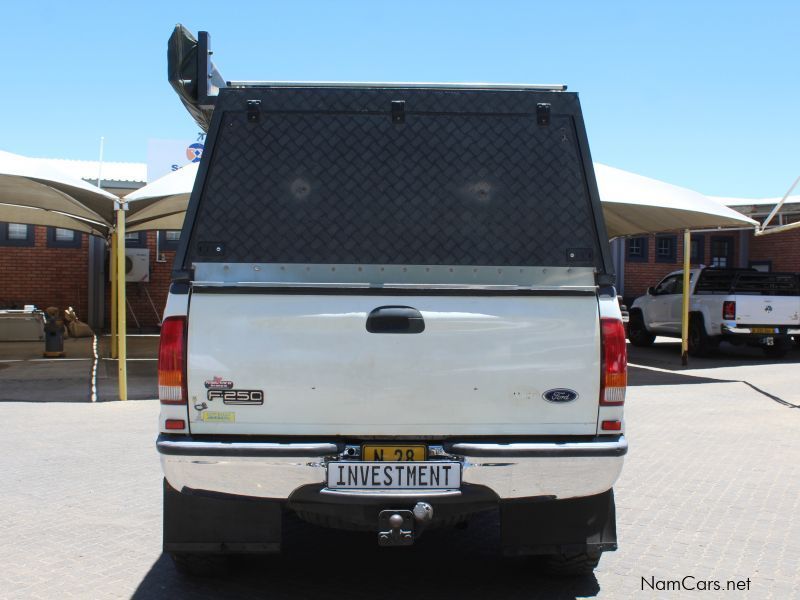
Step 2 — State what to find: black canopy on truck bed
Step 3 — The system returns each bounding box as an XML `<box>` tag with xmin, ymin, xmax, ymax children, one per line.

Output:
<box><xmin>694</xmin><ymin>269</ymin><xmax>800</xmax><ymax>295</ymax></box>
<box><xmin>174</xmin><ymin>83</ymin><xmax>613</xmax><ymax>283</ymax></box>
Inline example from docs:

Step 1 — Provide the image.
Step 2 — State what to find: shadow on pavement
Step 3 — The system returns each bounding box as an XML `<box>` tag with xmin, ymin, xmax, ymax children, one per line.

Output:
<box><xmin>628</xmin><ymin>365</ymin><xmax>735</xmax><ymax>387</ymax></box>
<box><xmin>132</xmin><ymin>513</ymin><xmax>601</xmax><ymax>600</ymax></box>
<box><xmin>627</xmin><ymin>339</ymin><xmax>800</xmax><ymax>408</ymax></box>
<box><xmin>627</xmin><ymin>339</ymin><xmax>800</xmax><ymax>372</ymax></box>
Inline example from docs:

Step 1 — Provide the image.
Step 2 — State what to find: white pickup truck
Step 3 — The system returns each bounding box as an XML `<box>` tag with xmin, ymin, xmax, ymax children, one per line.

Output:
<box><xmin>628</xmin><ymin>267</ymin><xmax>800</xmax><ymax>357</ymax></box>
<box><xmin>156</xmin><ymin>34</ymin><xmax>627</xmax><ymax>576</ymax></box>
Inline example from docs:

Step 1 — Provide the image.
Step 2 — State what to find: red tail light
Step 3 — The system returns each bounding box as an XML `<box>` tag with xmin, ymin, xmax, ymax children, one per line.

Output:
<box><xmin>600</xmin><ymin>318</ymin><xmax>627</xmax><ymax>406</ymax></box>
<box><xmin>159</xmin><ymin>316</ymin><xmax>187</xmax><ymax>405</ymax></box>
<box><xmin>722</xmin><ymin>301</ymin><xmax>736</xmax><ymax>320</ymax></box>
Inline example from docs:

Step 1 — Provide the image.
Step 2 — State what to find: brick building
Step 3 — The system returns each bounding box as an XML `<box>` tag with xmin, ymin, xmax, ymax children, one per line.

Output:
<box><xmin>0</xmin><ymin>159</ymin><xmax>177</xmax><ymax>332</ymax></box>
<box><xmin>3</xmin><ymin>158</ymin><xmax>798</xmax><ymax>330</ymax></box>
<box><xmin>617</xmin><ymin>196</ymin><xmax>800</xmax><ymax>304</ymax></box>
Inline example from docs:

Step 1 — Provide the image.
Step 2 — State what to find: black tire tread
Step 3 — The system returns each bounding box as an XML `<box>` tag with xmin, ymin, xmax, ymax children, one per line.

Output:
<box><xmin>763</xmin><ymin>345</ymin><xmax>790</xmax><ymax>359</ymax></box>
<box><xmin>688</xmin><ymin>314</ymin><xmax>717</xmax><ymax>357</ymax></box>
<box><xmin>627</xmin><ymin>310</ymin><xmax>655</xmax><ymax>347</ymax></box>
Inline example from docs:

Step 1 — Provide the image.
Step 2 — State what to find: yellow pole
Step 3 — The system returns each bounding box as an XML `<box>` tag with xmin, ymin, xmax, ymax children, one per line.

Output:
<box><xmin>115</xmin><ymin>204</ymin><xmax>128</xmax><ymax>401</ymax></box>
<box><xmin>681</xmin><ymin>229</ymin><xmax>691</xmax><ymax>366</ymax></box>
<box><xmin>109</xmin><ymin>232</ymin><xmax>118</xmax><ymax>359</ymax></box>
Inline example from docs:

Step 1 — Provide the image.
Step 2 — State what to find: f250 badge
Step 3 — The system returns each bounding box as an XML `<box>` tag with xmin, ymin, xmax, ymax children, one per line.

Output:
<box><xmin>543</xmin><ymin>388</ymin><xmax>579</xmax><ymax>403</ymax></box>
<box><xmin>207</xmin><ymin>389</ymin><xmax>264</xmax><ymax>405</ymax></box>
<box><xmin>205</xmin><ymin>376</ymin><xmax>234</xmax><ymax>390</ymax></box>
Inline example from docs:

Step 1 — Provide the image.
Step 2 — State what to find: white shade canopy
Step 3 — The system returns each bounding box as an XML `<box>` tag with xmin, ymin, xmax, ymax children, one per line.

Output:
<box><xmin>0</xmin><ymin>203</ymin><xmax>108</xmax><ymax>236</ymax></box>
<box><xmin>0</xmin><ymin>150</ymin><xmax>118</xmax><ymax>235</ymax></box>
<box><xmin>125</xmin><ymin>160</ymin><xmax>759</xmax><ymax>238</ymax></box>
<box><xmin>125</xmin><ymin>162</ymin><xmax>199</xmax><ymax>231</ymax></box>
<box><xmin>596</xmin><ymin>163</ymin><xmax>757</xmax><ymax>237</ymax></box>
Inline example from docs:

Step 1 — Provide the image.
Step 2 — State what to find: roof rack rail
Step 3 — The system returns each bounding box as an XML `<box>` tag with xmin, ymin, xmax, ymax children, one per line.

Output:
<box><xmin>167</xmin><ymin>24</ymin><xmax>567</xmax><ymax>131</ymax></box>
<box><xmin>227</xmin><ymin>81</ymin><xmax>567</xmax><ymax>91</ymax></box>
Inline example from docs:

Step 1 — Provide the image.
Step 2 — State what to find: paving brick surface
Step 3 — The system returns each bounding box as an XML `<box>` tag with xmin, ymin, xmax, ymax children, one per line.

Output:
<box><xmin>0</xmin><ymin>351</ymin><xmax>799</xmax><ymax>599</ymax></box>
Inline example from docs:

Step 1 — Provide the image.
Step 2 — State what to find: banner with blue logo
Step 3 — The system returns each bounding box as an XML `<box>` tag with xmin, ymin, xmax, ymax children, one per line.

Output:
<box><xmin>146</xmin><ymin>136</ymin><xmax>205</xmax><ymax>182</ymax></box>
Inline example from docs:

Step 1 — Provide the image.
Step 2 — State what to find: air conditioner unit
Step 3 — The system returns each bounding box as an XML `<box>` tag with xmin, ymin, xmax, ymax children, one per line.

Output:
<box><xmin>124</xmin><ymin>248</ymin><xmax>150</xmax><ymax>282</ymax></box>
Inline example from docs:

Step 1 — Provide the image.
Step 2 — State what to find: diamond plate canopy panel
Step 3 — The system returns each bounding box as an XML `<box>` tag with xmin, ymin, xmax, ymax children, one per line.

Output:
<box><xmin>187</xmin><ymin>89</ymin><xmax>601</xmax><ymax>269</ymax></box>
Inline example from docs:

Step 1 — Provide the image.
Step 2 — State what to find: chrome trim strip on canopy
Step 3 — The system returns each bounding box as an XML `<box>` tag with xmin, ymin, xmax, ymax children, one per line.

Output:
<box><xmin>227</xmin><ymin>81</ymin><xmax>567</xmax><ymax>91</ymax></box>
<box><xmin>192</xmin><ymin>263</ymin><xmax>597</xmax><ymax>289</ymax></box>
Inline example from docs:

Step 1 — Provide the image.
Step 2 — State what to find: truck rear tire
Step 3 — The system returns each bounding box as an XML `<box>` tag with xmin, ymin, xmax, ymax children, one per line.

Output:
<box><xmin>688</xmin><ymin>315</ymin><xmax>716</xmax><ymax>357</ymax></box>
<box><xmin>627</xmin><ymin>311</ymin><xmax>655</xmax><ymax>347</ymax></box>
<box><xmin>763</xmin><ymin>339</ymin><xmax>791</xmax><ymax>359</ymax></box>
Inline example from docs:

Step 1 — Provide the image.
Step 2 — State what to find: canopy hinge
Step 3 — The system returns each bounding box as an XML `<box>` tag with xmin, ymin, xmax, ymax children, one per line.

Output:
<box><xmin>536</xmin><ymin>103</ymin><xmax>551</xmax><ymax>126</ymax></box>
<box><xmin>246</xmin><ymin>99</ymin><xmax>261</xmax><ymax>123</ymax></box>
<box><xmin>391</xmin><ymin>100</ymin><xmax>406</xmax><ymax>124</ymax></box>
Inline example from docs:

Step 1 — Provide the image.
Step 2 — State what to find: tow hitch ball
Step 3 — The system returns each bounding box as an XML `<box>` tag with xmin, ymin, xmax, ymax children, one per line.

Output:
<box><xmin>378</xmin><ymin>502</ymin><xmax>433</xmax><ymax>547</ymax></box>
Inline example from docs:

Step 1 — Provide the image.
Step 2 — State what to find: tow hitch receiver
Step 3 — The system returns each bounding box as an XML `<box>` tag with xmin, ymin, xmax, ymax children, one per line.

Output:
<box><xmin>378</xmin><ymin>510</ymin><xmax>414</xmax><ymax>546</ymax></box>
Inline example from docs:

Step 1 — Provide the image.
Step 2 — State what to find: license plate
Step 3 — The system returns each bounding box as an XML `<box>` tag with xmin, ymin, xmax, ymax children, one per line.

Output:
<box><xmin>327</xmin><ymin>462</ymin><xmax>461</xmax><ymax>490</ymax></box>
<box><xmin>751</xmin><ymin>327</ymin><xmax>776</xmax><ymax>334</ymax></box>
<box><xmin>362</xmin><ymin>444</ymin><xmax>426</xmax><ymax>462</ymax></box>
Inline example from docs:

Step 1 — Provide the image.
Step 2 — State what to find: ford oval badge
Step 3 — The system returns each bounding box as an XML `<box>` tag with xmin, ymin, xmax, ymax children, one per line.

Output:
<box><xmin>543</xmin><ymin>388</ymin><xmax>579</xmax><ymax>403</ymax></box>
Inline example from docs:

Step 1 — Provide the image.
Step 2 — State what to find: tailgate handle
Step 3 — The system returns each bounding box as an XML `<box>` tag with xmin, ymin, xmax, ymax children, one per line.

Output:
<box><xmin>366</xmin><ymin>306</ymin><xmax>425</xmax><ymax>334</ymax></box>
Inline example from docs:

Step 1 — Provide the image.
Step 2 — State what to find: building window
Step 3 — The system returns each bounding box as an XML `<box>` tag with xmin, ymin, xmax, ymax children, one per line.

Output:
<box><xmin>123</xmin><ymin>231</ymin><xmax>148</xmax><ymax>248</ymax></box>
<box><xmin>655</xmin><ymin>235</ymin><xmax>677</xmax><ymax>263</ymax></box>
<box><xmin>710</xmin><ymin>236</ymin><xmax>734</xmax><ymax>268</ymax></box>
<box><xmin>0</xmin><ymin>222</ymin><xmax>34</xmax><ymax>247</ymax></box>
<box><xmin>626</xmin><ymin>236</ymin><xmax>648</xmax><ymax>262</ymax></box>
<box><xmin>158</xmin><ymin>230</ymin><xmax>181</xmax><ymax>251</ymax></box>
<box><xmin>47</xmin><ymin>227</ymin><xmax>82</xmax><ymax>248</ymax></box>
<box><xmin>8</xmin><ymin>224</ymin><xmax>28</xmax><ymax>239</ymax></box>
<box><xmin>689</xmin><ymin>234</ymin><xmax>705</xmax><ymax>265</ymax></box>
<box><xmin>55</xmin><ymin>228</ymin><xmax>73</xmax><ymax>242</ymax></box>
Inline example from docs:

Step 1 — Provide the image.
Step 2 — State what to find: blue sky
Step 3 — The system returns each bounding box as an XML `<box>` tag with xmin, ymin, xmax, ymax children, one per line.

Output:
<box><xmin>1</xmin><ymin>1</ymin><xmax>797</xmax><ymax>197</ymax></box>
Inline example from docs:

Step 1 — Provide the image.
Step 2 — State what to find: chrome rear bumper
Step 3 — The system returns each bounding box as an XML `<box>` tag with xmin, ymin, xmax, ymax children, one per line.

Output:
<box><xmin>721</xmin><ymin>324</ymin><xmax>800</xmax><ymax>335</ymax></box>
<box><xmin>157</xmin><ymin>435</ymin><xmax>627</xmax><ymax>501</ymax></box>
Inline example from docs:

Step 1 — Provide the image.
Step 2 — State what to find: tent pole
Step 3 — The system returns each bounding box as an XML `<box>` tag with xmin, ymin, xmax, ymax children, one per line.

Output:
<box><xmin>681</xmin><ymin>229</ymin><xmax>691</xmax><ymax>366</ymax></box>
<box><xmin>115</xmin><ymin>204</ymin><xmax>128</xmax><ymax>401</ymax></box>
<box><xmin>110</xmin><ymin>232</ymin><xmax>118</xmax><ymax>359</ymax></box>
<box><xmin>757</xmin><ymin>174</ymin><xmax>800</xmax><ymax>233</ymax></box>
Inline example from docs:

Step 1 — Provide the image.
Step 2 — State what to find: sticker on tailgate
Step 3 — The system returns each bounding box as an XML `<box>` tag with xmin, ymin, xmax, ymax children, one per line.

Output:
<box><xmin>200</xmin><ymin>411</ymin><xmax>236</xmax><ymax>423</ymax></box>
<box><xmin>205</xmin><ymin>376</ymin><xmax>234</xmax><ymax>390</ymax></box>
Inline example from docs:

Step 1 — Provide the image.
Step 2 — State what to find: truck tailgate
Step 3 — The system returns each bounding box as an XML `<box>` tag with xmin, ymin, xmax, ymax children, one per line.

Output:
<box><xmin>186</xmin><ymin>292</ymin><xmax>600</xmax><ymax>436</ymax></box>
<box><xmin>734</xmin><ymin>295</ymin><xmax>800</xmax><ymax>326</ymax></box>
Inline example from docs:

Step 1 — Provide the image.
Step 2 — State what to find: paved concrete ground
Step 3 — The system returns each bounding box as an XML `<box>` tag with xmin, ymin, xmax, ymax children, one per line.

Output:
<box><xmin>0</xmin><ymin>340</ymin><xmax>798</xmax><ymax>598</ymax></box>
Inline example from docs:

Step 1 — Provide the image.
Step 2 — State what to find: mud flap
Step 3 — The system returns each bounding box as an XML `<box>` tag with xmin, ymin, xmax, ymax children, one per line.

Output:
<box><xmin>500</xmin><ymin>489</ymin><xmax>617</xmax><ymax>556</ymax></box>
<box><xmin>163</xmin><ymin>479</ymin><xmax>282</xmax><ymax>554</ymax></box>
